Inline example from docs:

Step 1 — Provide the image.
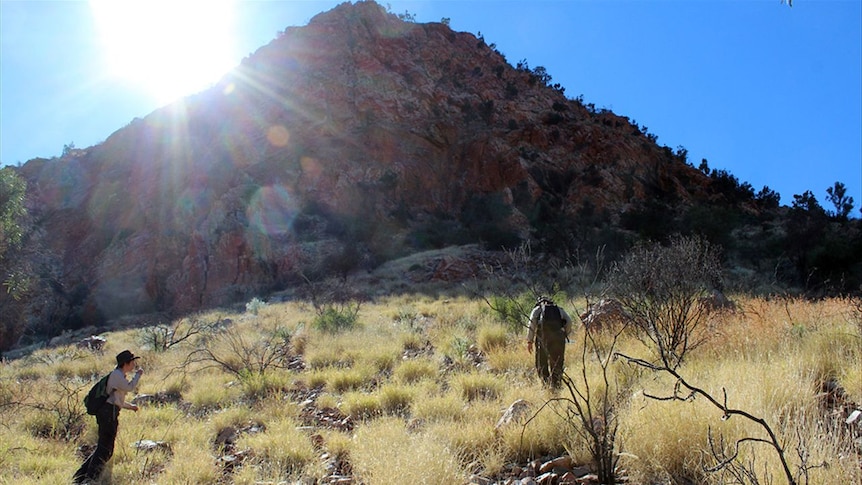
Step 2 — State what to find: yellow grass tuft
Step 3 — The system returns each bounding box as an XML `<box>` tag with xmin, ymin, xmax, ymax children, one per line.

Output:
<box><xmin>340</xmin><ymin>391</ymin><xmax>382</xmax><ymax>420</ymax></box>
<box><xmin>393</xmin><ymin>357</ymin><xmax>439</xmax><ymax>383</ymax></box>
<box><xmin>326</xmin><ymin>364</ymin><xmax>375</xmax><ymax>393</ymax></box>
<box><xmin>236</xmin><ymin>418</ymin><xmax>319</xmax><ymax>479</ymax></box>
<box><xmin>412</xmin><ymin>391</ymin><xmax>466</xmax><ymax>422</ymax></box>
<box><xmin>351</xmin><ymin>417</ymin><xmax>467</xmax><ymax>484</ymax></box>
<box><xmin>184</xmin><ymin>371</ymin><xmax>243</xmax><ymax>411</ymax></box>
<box><xmin>156</xmin><ymin>439</ymin><xmax>222</xmax><ymax>484</ymax></box>
<box><xmin>477</xmin><ymin>323</ymin><xmax>510</xmax><ymax>353</ymax></box>
<box><xmin>453</xmin><ymin>371</ymin><xmax>504</xmax><ymax>401</ymax></box>
<box><xmin>377</xmin><ymin>382</ymin><xmax>415</xmax><ymax>415</ymax></box>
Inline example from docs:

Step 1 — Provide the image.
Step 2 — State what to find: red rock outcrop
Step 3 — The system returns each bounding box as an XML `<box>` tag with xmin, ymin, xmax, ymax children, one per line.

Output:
<box><xmin>3</xmin><ymin>1</ymin><xmax>717</xmax><ymax>347</ymax></box>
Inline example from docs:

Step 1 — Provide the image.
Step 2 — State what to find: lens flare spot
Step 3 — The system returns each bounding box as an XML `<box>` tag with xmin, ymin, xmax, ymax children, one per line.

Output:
<box><xmin>223</xmin><ymin>82</ymin><xmax>236</xmax><ymax>95</ymax></box>
<box><xmin>247</xmin><ymin>185</ymin><xmax>298</xmax><ymax>237</ymax></box>
<box><xmin>266</xmin><ymin>125</ymin><xmax>290</xmax><ymax>147</ymax></box>
<box><xmin>300</xmin><ymin>156</ymin><xmax>322</xmax><ymax>179</ymax></box>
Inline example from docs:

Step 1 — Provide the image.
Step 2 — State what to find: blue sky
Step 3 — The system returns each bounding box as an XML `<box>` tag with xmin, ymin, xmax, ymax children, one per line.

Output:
<box><xmin>1</xmin><ymin>0</ymin><xmax>860</xmax><ymax>210</ymax></box>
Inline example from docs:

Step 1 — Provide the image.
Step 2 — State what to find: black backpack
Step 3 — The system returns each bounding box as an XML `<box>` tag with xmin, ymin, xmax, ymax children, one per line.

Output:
<box><xmin>540</xmin><ymin>304</ymin><xmax>564</xmax><ymax>329</ymax></box>
<box><xmin>84</xmin><ymin>373</ymin><xmax>111</xmax><ymax>415</ymax></box>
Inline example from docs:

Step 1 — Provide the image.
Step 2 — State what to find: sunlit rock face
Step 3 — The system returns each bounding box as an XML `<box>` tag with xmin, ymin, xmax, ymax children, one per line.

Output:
<box><xmin>5</xmin><ymin>1</ymin><xmax>713</xmax><ymax>345</ymax></box>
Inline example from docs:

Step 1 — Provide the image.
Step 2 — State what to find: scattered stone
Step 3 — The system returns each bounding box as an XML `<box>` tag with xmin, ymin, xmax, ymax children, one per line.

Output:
<box><xmin>559</xmin><ymin>471</ymin><xmax>578</xmax><ymax>484</ymax></box>
<box><xmin>575</xmin><ymin>473</ymin><xmax>600</xmax><ymax>484</ymax></box>
<box><xmin>536</xmin><ymin>472</ymin><xmax>557</xmax><ymax>484</ymax></box>
<box><xmin>77</xmin><ymin>335</ymin><xmax>107</xmax><ymax>352</ymax></box>
<box><xmin>131</xmin><ymin>391</ymin><xmax>181</xmax><ymax>407</ymax></box>
<box><xmin>132</xmin><ymin>439</ymin><xmax>171</xmax><ymax>454</ymax></box>
<box><xmin>539</xmin><ymin>455</ymin><xmax>572</xmax><ymax>473</ymax></box>
<box><xmin>215</xmin><ymin>426</ymin><xmax>238</xmax><ymax>448</ymax></box>
<box><xmin>496</xmin><ymin>399</ymin><xmax>533</xmax><ymax>429</ymax></box>
<box><xmin>469</xmin><ymin>474</ymin><xmax>493</xmax><ymax>485</ymax></box>
<box><xmin>216</xmin><ymin>449</ymin><xmax>253</xmax><ymax>473</ymax></box>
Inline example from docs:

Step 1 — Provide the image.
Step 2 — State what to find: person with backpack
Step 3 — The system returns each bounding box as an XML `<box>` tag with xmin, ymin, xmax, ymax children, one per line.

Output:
<box><xmin>526</xmin><ymin>296</ymin><xmax>572</xmax><ymax>389</ymax></box>
<box><xmin>73</xmin><ymin>350</ymin><xmax>143</xmax><ymax>484</ymax></box>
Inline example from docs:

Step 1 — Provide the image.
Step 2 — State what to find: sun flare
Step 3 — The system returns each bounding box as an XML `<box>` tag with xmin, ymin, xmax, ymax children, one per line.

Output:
<box><xmin>90</xmin><ymin>0</ymin><xmax>237</xmax><ymax>105</ymax></box>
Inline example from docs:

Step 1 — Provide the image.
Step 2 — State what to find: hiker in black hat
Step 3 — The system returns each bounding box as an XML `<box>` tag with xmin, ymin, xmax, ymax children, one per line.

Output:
<box><xmin>73</xmin><ymin>350</ymin><xmax>143</xmax><ymax>484</ymax></box>
<box><xmin>527</xmin><ymin>297</ymin><xmax>572</xmax><ymax>389</ymax></box>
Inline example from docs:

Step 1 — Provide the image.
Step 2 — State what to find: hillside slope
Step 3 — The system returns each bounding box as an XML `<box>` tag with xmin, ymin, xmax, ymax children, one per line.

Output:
<box><xmin>4</xmin><ymin>1</ymin><xmax>856</xmax><ymax>351</ymax></box>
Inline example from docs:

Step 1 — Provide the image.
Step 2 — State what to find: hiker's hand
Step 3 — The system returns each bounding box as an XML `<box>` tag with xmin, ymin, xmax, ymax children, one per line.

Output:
<box><xmin>130</xmin><ymin>404</ymin><xmax>139</xmax><ymax>412</ymax></box>
<box><xmin>526</xmin><ymin>341</ymin><xmax>533</xmax><ymax>353</ymax></box>
<box><xmin>135</xmin><ymin>367</ymin><xmax>144</xmax><ymax>376</ymax></box>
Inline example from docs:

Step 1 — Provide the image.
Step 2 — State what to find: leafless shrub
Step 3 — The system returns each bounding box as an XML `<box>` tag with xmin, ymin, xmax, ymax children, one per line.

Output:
<box><xmin>471</xmin><ymin>242</ymin><xmax>604</xmax><ymax>331</ymax></box>
<box><xmin>16</xmin><ymin>378</ymin><xmax>87</xmax><ymax>441</ymax></box>
<box><xmin>180</xmin><ymin>322</ymin><xmax>293</xmax><ymax>379</ymax></box>
<box><xmin>558</xmin><ymin>321</ymin><xmax>633</xmax><ymax>484</ymax></box>
<box><xmin>610</xmin><ymin>235</ymin><xmax>721</xmax><ymax>370</ymax></box>
<box><xmin>611</xmin><ymin>235</ymin><xmax>799</xmax><ymax>485</ymax></box>
<box><xmin>296</xmin><ymin>275</ymin><xmax>365</xmax><ymax>333</ymax></box>
<box><xmin>138</xmin><ymin>315</ymin><xmax>218</xmax><ymax>353</ymax></box>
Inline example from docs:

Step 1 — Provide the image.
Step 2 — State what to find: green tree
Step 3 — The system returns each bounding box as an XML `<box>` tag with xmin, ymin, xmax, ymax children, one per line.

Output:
<box><xmin>61</xmin><ymin>141</ymin><xmax>76</xmax><ymax>157</ymax></box>
<box><xmin>825</xmin><ymin>181</ymin><xmax>854</xmax><ymax>221</ymax></box>
<box><xmin>755</xmin><ymin>185</ymin><xmax>780</xmax><ymax>210</ymax></box>
<box><xmin>791</xmin><ymin>190</ymin><xmax>825</xmax><ymax>215</ymax></box>
<box><xmin>0</xmin><ymin>167</ymin><xmax>27</xmax><ymax>260</ymax></box>
<box><xmin>0</xmin><ymin>167</ymin><xmax>30</xmax><ymax>300</ymax></box>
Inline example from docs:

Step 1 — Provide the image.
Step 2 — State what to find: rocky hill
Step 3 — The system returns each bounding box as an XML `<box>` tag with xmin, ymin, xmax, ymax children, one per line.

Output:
<box><xmin>2</xmin><ymin>1</ymin><xmax>857</xmax><ymax>351</ymax></box>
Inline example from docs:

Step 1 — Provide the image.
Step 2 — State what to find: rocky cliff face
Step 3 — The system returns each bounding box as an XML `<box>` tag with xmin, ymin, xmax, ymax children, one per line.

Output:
<box><xmin>2</xmin><ymin>1</ymin><xmax>715</xmax><ymax>349</ymax></box>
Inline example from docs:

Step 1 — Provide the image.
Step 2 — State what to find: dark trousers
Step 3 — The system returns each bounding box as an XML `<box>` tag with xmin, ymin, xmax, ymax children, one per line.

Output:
<box><xmin>535</xmin><ymin>327</ymin><xmax>566</xmax><ymax>388</ymax></box>
<box><xmin>73</xmin><ymin>405</ymin><xmax>119</xmax><ymax>483</ymax></box>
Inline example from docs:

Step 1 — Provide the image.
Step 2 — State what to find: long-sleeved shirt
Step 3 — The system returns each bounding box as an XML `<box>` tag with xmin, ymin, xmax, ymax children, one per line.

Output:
<box><xmin>527</xmin><ymin>304</ymin><xmax>573</xmax><ymax>342</ymax></box>
<box><xmin>106</xmin><ymin>367</ymin><xmax>141</xmax><ymax>410</ymax></box>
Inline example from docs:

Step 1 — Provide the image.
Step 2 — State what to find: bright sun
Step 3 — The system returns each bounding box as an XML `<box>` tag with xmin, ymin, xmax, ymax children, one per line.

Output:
<box><xmin>90</xmin><ymin>0</ymin><xmax>237</xmax><ymax>105</ymax></box>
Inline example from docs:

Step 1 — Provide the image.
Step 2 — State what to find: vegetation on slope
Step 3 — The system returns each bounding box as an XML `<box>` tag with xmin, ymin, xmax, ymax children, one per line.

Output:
<box><xmin>1</xmin><ymin>280</ymin><xmax>859</xmax><ymax>484</ymax></box>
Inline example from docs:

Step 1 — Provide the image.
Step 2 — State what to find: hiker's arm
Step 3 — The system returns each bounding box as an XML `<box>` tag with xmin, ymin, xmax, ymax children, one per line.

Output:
<box><xmin>560</xmin><ymin>308</ymin><xmax>573</xmax><ymax>336</ymax></box>
<box><xmin>112</xmin><ymin>369</ymin><xmax>142</xmax><ymax>392</ymax></box>
<box><xmin>526</xmin><ymin>307</ymin><xmax>540</xmax><ymax>352</ymax></box>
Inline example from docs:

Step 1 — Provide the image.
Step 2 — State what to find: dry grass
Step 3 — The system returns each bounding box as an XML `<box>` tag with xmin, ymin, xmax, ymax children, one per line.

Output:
<box><xmin>351</xmin><ymin>417</ymin><xmax>467</xmax><ymax>484</ymax></box>
<box><xmin>0</xmin><ymin>295</ymin><xmax>859</xmax><ymax>484</ymax></box>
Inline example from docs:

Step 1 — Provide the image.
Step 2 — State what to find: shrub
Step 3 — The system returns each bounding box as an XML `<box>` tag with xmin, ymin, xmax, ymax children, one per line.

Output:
<box><xmin>137</xmin><ymin>315</ymin><xmax>216</xmax><ymax>352</ymax></box>
<box><xmin>246</xmin><ymin>297</ymin><xmax>267</xmax><ymax>315</ymax></box>
<box><xmin>182</xmin><ymin>321</ymin><xmax>292</xmax><ymax>377</ymax></box>
<box><xmin>488</xmin><ymin>293</ymin><xmax>534</xmax><ymax>332</ymax></box>
<box><xmin>313</xmin><ymin>306</ymin><xmax>359</xmax><ymax>333</ymax></box>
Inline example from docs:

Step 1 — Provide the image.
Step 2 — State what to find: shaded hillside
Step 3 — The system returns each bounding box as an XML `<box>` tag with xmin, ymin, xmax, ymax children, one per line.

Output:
<box><xmin>1</xmin><ymin>1</ymin><xmax>858</xmax><ymax>351</ymax></box>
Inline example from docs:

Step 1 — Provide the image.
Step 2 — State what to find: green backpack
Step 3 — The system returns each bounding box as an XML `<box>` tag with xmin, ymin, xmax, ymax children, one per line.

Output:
<box><xmin>83</xmin><ymin>374</ymin><xmax>111</xmax><ymax>415</ymax></box>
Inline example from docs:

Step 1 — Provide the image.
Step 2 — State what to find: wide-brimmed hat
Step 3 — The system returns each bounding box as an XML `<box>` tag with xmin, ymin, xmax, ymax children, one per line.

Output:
<box><xmin>116</xmin><ymin>350</ymin><xmax>140</xmax><ymax>366</ymax></box>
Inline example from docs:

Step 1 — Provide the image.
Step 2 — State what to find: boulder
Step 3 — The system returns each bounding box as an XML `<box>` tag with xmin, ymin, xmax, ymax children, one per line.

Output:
<box><xmin>579</xmin><ymin>299</ymin><xmax>630</xmax><ymax>330</ymax></box>
<box><xmin>496</xmin><ymin>399</ymin><xmax>533</xmax><ymax>429</ymax></box>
